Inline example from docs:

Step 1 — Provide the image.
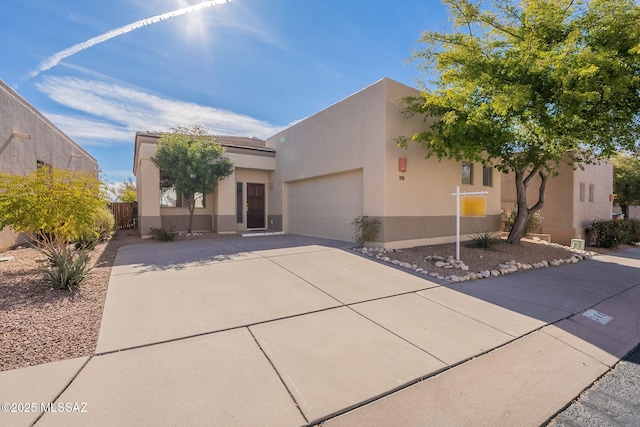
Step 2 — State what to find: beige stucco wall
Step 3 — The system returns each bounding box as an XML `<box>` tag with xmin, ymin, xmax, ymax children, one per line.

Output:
<box><xmin>267</xmin><ymin>78</ymin><xmax>501</xmax><ymax>248</ymax></box>
<box><xmin>266</xmin><ymin>78</ymin><xmax>388</xmax><ymax>219</ymax></box>
<box><xmin>501</xmin><ymin>160</ymin><xmax>613</xmax><ymax>245</ymax></box>
<box><xmin>0</xmin><ymin>79</ymin><xmax>98</xmax><ymax>251</ymax></box>
<box><xmin>572</xmin><ymin>161</ymin><xmax>613</xmax><ymax>228</ymax></box>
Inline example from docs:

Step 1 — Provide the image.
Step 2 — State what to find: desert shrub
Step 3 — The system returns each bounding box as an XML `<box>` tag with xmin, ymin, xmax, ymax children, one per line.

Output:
<box><xmin>629</xmin><ymin>219</ymin><xmax>640</xmax><ymax>244</ymax></box>
<box><xmin>466</xmin><ymin>231</ymin><xmax>500</xmax><ymax>249</ymax></box>
<box><xmin>351</xmin><ymin>216</ymin><xmax>381</xmax><ymax>247</ymax></box>
<box><xmin>150</xmin><ymin>226</ymin><xmax>176</xmax><ymax>241</ymax></box>
<box><xmin>589</xmin><ymin>219</ymin><xmax>640</xmax><ymax>248</ymax></box>
<box><xmin>37</xmin><ymin>242</ymin><xmax>93</xmax><ymax>290</ymax></box>
<box><xmin>94</xmin><ymin>206</ymin><xmax>115</xmax><ymax>240</ymax></box>
<box><xmin>74</xmin><ymin>236</ymin><xmax>100</xmax><ymax>250</ymax></box>
<box><xmin>75</xmin><ymin>206</ymin><xmax>115</xmax><ymax>249</ymax></box>
<box><xmin>504</xmin><ymin>208</ymin><xmax>544</xmax><ymax>235</ymax></box>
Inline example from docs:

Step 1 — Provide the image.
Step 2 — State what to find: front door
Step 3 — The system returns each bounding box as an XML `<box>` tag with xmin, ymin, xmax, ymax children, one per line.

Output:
<box><xmin>247</xmin><ymin>183</ymin><xmax>265</xmax><ymax>228</ymax></box>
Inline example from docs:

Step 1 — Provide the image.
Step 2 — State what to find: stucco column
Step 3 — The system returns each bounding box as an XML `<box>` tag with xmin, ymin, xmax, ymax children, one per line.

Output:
<box><xmin>138</xmin><ymin>158</ymin><xmax>161</xmax><ymax>236</ymax></box>
<box><xmin>215</xmin><ymin>171</ymin><xmax>237</xmax><ymax>233</ymax></box>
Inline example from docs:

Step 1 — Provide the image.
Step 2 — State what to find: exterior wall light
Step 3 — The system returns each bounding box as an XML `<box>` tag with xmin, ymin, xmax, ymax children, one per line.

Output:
<box><xmin>398</xmin><ymin>157</ymin><xmax>407</xmax><ymax>173</ymax></box>
<box><xmin>70</xmin><ymin>154</ymin><xmax>81</xmax><ymax>158</ymax></box>
<box><xmin>11</xmin><ymin>131</ymin><xmax>30</xmax><ymax>140</ymax></box>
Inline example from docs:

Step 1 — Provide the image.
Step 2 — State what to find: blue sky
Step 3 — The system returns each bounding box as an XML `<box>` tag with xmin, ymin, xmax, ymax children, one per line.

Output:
<box><xmin>1</xmin><ymin>0</ymin><xmax>449</xmax><ymax>185</ymax></box>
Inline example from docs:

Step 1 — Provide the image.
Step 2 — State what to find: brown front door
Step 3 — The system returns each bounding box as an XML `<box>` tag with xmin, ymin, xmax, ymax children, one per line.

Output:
<box><xmin>247</xmin><ymin>183</ymin><xmax>265</xmax><ymax>228</ymax></box>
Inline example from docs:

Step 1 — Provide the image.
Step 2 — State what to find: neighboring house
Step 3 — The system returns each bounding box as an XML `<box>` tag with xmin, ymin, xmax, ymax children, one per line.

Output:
<box><xmin>133</xmin><ymin>133</ymin><xmax>276</xmax><ymax>235</ymax></box>
<box><xmin>135</xmin><ymin>78</ymin><xmax>502</xmax><ymax>248</ymax></box>
<box><xmin>0</xmin><ymin>79</ymin><xmax>98</xmax><ymax>251</ymax></box>
<box><xmin>501</xmin><ymin>160</ymin><xmax>613</xmax><ymax>245</ymax></box>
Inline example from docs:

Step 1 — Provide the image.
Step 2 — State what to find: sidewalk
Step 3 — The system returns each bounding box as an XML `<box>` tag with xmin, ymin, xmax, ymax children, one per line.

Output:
<box><xmin>1</xmin><ymin>236</ymin><xmax>639</xmax><ymax>426</ymax></box>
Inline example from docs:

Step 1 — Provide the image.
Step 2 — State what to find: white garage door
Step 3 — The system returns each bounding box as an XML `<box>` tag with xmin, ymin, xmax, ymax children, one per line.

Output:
<box><xmin>287</xmin><ymin>170</ymin><xmax>363</xmax><ymax>241</ymax></box>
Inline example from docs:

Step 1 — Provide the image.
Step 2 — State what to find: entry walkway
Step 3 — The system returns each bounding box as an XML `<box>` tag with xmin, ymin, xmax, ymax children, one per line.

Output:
<box><xmin>1</xmin><ymin>235</ymin><xmax>639</xmax><ymax>426</ymax></box>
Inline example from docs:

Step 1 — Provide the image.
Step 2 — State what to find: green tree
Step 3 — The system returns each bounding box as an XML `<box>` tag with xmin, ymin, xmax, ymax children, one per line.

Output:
<box><xmin>152</xmin><ymin>125</ymin><xmax>234</xmax><ymax>233</ymax></box>
<box><xmin>115</xmin><ymin>178</ymin><xmax>137</xmax><ymax>203</ymax></box>
<box><xmin>398</xmin><ymin>0</ymin><xmax>640</xmax><ymax>244</ymax></box>
<box><xmin>613</xmin><ymin>153</ymin><xmax>640</xmax><ymax>219</ymax></box>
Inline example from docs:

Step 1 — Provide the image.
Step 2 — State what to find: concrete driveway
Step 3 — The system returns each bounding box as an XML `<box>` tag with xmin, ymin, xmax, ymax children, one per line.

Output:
<box><xmin>2</xmin><ymin>235</ymin><xmax>639</xmax><ymax>426</ymax></box>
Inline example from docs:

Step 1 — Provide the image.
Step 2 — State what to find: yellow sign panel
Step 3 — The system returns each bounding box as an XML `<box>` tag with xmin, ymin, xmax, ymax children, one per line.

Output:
<box><xmin>461</xmin><ymin>196</ymin><xmax>486</xmax><ymax>217</ymax></box>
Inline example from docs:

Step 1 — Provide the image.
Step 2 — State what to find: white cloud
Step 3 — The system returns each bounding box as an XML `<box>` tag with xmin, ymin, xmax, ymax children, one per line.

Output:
<box><xmin>46</xmin><ymin>114</ymin><xmax>132</xmax><ymax>143</ymax></box>
<box><xmin>36</xmin><ymin>76</ymin><xmax>288</xmax><ymax>145</ymax></box>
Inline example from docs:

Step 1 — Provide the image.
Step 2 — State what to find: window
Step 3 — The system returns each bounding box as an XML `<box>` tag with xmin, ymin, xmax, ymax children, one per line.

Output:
<box><xmin>482</xmin><ymin>166</ymin><xmax>493</xmax><ymax>187</ymax></box>
<box><xmin>579</xmin><ymin>182</ymin><xmax>585</xmax><ymax>202</ymax></box>
<box><xmin>589</xmin><ymin>184</ymin><xmax>594</xmax><ymax>203</ymax></box>
<box><xmin>236</xmin><ymin>182</ymin><xmax>243</xmax><ymax>223</ymax></box>
<box><xmin>160</xmin><ymin>186</ymin><xmax>181</xmax><ymax>207</ymax></box>
<box><xmin>160</xmin><ymin>186</ymin><xmax>205</xmax><ymax>208</ymax></box>
<box><xmin>462</xmin><ymin>162</ymin><xmax>473</xmax><ymax>185</ymax></box>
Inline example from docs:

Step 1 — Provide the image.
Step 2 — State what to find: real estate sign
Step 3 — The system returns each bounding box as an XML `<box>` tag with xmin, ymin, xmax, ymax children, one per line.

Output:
<box><xmin>460</xmin><ymin>196</ymin><xmax>486</xmax><ymax>217</ymax></box>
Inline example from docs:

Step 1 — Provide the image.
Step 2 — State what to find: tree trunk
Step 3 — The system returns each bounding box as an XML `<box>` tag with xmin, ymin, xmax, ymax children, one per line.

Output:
<box><xmin>187</xmin><ymin>195</ymin><xmax>195</xmax><ymax>234</ymax></box>
<box><xmin>506</xmin><ymin>167</ymin><xmax>547</xmax><ymax>244</ymax></box>
<box><xmin>621</xmin><ymin>204</ymin><xmax>629</xmax><ymax>219</ymax></box>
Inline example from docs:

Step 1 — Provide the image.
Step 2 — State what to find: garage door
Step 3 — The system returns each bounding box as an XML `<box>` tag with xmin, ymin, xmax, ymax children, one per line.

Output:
<box><xmin>287</xmin><ymin>170</ymin><xmax>363</xmax><ymax>241</ymax></box>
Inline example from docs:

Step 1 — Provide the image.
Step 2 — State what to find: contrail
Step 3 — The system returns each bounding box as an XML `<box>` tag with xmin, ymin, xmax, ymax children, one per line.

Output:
<box><xmin>27</xmin><ymin>0</ymin><xmax>232</xmax><ymax>79</ymax></box>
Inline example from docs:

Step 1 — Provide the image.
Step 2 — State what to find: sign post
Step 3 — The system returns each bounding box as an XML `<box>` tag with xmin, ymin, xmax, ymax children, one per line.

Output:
<box><xmin>451</xmin><ymin>186</ymin><xmax>488</xmax><ymax>260</ymax></box>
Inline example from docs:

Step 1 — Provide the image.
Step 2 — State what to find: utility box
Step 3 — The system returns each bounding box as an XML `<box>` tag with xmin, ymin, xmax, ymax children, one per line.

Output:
<box><xmin>570</xmin><ymin>238</ymin><xmax>585</xmax><ymax>251</ymax></box>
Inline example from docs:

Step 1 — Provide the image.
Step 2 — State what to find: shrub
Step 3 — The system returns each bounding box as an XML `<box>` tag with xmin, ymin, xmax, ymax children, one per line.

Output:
<box><xmin>589</xmin><ymin>218</ymin><xmax>640</xmax><ymax>248</ymax></box>
<box><xmin>351</xmin><ymin>216</ymin><xmax>381</xmax><ymax>247</ymax></box>
<box><xmin>74</xmin><ymin>236</ymin><xmax>99</xmax><ymax>250</ymax></box>
<box><xmin>630</xmin><ymin>219</ymin><xmax>640</xmax><ymax>244</ymax></box>
<box><xmin>94</xmin><ymin>206</ymin><xmax>115</xmax><ymax>240</ymax></box>
<box><xmin>0</xmin><ymin>168</ymin><xmax>107</xmax><ymax>244</ymax></box>
<box><xmin>150</xmin><ymin>226</ymin><xmax>176</xmax><ymax>241</ymax></box>
<box><xmin>75</xmin><ymin>206</ymin><xmax>115</xmax><ymax>250</ymax></box>
<box><xmin>466</xmin><ymin>231</ymin><xmax>500</xmax><ymax>249</ymax></box>
<box><xmin>37</xmin><ymin>243</ymin><xmax>93</xmax><ymax>290</ymax></box>
<box><xmin>504</xmin><ymin>208</ymin><xmax>544</xmax><ymax>235</ymax></box>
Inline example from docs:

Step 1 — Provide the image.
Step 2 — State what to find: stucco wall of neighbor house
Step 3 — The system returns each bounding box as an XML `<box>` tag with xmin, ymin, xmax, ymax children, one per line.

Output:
<box><xmin>266</xmin><ymin>77</ymin><xmax>502</xmax><ymax>247</ymax></box>
<box><xmin>0</xmin><ymin>79</ymin><xmax>98</xmax><ymax>251</ymax></box>
<box><xmin>133</xmin><ymin>133</ymin><xmax>275</xmax><ymax>236</ymax></box>
<box><xmin>570</xmin><ymin>160</ymin><xmax>613</xmax><ymax>243</ymax></box>
<box><xmin>501</xmin><ymin>160</ymin><xmax>613</xmax><ymax>245</ymax></box>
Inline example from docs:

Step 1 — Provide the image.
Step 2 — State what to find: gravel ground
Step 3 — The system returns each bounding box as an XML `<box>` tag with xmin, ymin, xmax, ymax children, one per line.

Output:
<box><xmin>381</xmin><ymin>238</ymin><xmax>594</xmax><ymax>278</ymax></box>
<box><xmin>548</xmin><ymin>344</ymin><xmax>640</xmax><ymax>426</ymax></box>
<box><xmin>0</xmin><ymin>231</ymin><xmax>626</xmax><ymax>372</ymax></box>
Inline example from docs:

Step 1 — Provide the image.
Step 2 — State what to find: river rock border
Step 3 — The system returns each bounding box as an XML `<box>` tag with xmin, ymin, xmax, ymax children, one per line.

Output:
<box><xmin>353</xmin><ymin>242</ymin><xmax>597</xmax><ymax>283</ymax></box>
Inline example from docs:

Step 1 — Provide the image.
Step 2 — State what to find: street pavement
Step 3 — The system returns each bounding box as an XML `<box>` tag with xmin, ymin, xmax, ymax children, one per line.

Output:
<box><xmin>0</xmin><ymin>235</ymin><xmax>639</xmax><ymax>426</ymax></box>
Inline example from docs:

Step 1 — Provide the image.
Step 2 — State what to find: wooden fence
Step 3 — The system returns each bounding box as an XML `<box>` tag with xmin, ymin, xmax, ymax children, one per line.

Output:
<box><xmin>109</xmin><ymin>202</ymin><xmax>136</xmax><ymax>230</ymax></box>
